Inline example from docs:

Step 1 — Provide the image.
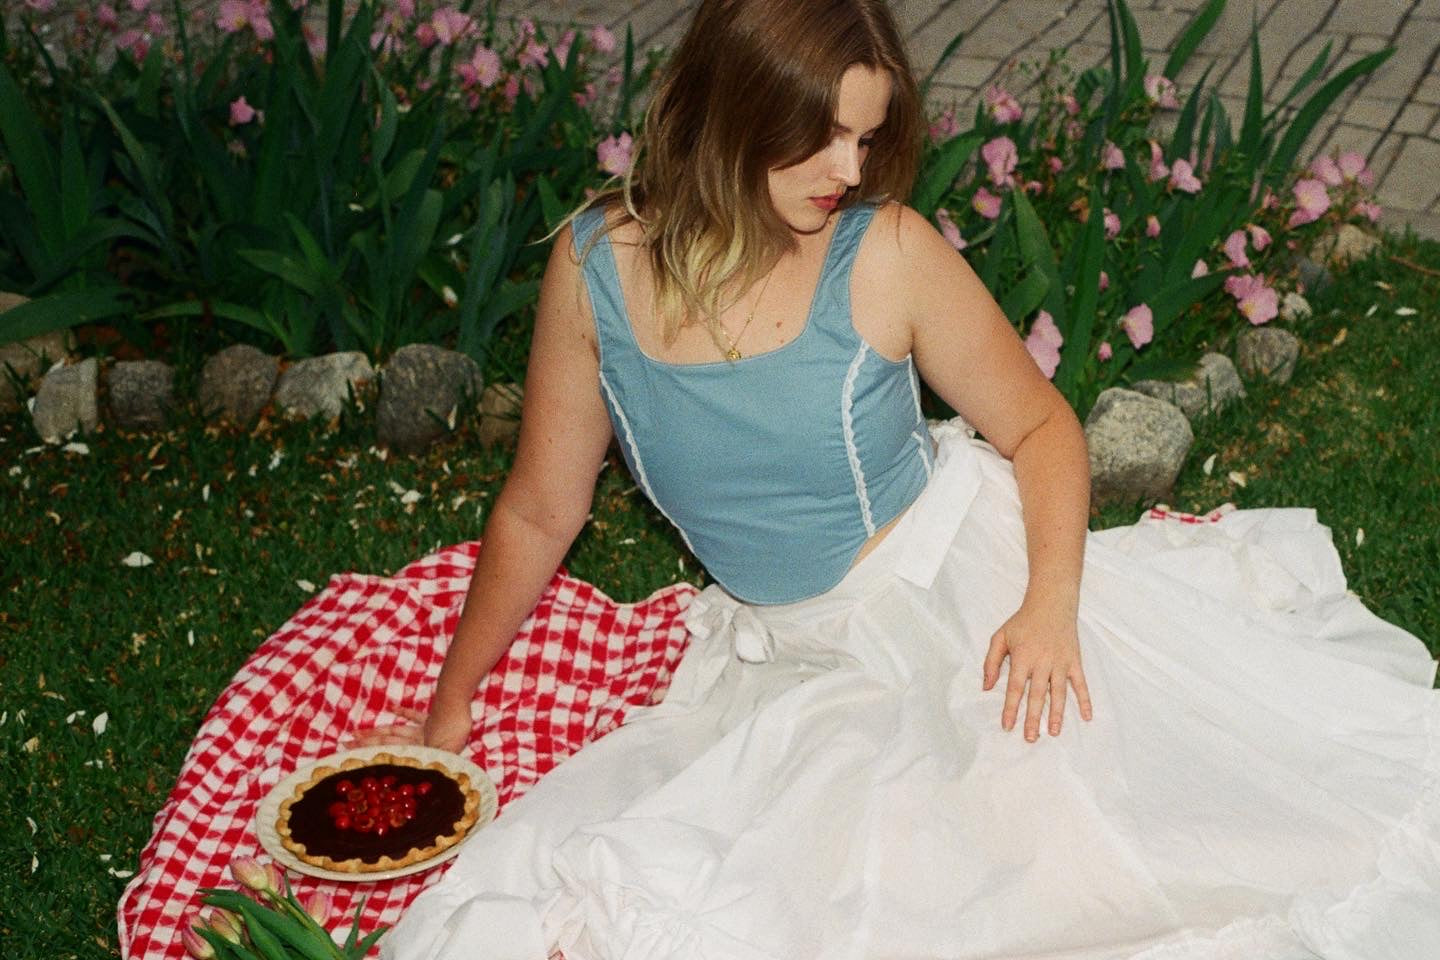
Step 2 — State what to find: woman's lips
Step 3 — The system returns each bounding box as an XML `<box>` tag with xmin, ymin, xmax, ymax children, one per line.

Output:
<box><xmin>810</xmin><ymin>195</ymin><xmax>840</xmax><ymax>210</ymax></box>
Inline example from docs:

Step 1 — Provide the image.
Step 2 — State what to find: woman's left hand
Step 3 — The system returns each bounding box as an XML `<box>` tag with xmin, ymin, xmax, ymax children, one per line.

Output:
<box><xmin>982</xmin><ymin>601</ymin><xmax>1093</xmax><ymax>741</ymax></box>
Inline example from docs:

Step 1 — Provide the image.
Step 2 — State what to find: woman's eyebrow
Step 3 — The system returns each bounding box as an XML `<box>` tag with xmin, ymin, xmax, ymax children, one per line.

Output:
<box><xmin>833</xmin><ymin>121</ymin><xmax>883</xmax><ymax>134</ymax></box>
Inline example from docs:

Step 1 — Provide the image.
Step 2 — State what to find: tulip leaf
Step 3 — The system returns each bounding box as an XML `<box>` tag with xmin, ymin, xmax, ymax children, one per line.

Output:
<box><xmin>1237</xmin><ymin>22</ymin><xmax>1265</xmax><ymax>161</ymax></box>
<box><xmin>1168</xmin><ymin>63</ymin><xmax>1213</xmax><ymax>163</ymax></box>
<box><xmin>1266</xmin><ymin>48</ymin><xmax>1393</xmax><ymax>186</ymax></box>
<box><xmin>912</xmin><ymin>131</ymin><xmax>984</xmax><ymax>219</ymax></box>
<box><xmin>1055</xmin><ymin>186</ymin><xmax>1106</xmax><ymax>395</ymax></box>
<box><xmin>1163</xmin><ymin>0</ymin><xmax>1226</xmax><ymax>80</ymax></box>
<box><xmin>1265</xmin><ymin>39</ymin><xmax>1332</xmax><ymax>122</ymax></box>
<box><xmin>0</xmin><ymin>288</ymin><xmax>131</xmax><ymax>343</ymax></box>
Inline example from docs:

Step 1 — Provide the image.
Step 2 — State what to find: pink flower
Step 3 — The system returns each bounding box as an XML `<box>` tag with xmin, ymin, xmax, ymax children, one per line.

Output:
<box><xmin>181</xmin><ymin>927</ymin><xmax>214</xmax><ymax>960</ymax></box>
<box><xmin>247</xmin><ymin>0</ymin><xmax>273</xmax><ymax>41</ymax></box>
<box><xmin>1099</xmin><ymin>270</ymin><xmax>1110</xmax><ymax>292</ymax></box>
<box><xmin>1245</xmin><ymin>224</ymin><xmax>1271</xmax><ymax>252</ymax></box>
<box><xmin>553</xmin><ymin>29</ymin><xmax>576</xmax><ymax>67</ymax></box>
<box><xmin>981</xmin><ymin>136</ymin><xmax>1018</xmax><ymax>188</ymax></box>
<box><xmin>1062</xmin><ymin>93</ymin><xmax>1081</xmax><ymax>117</ymax></box>
<box><xmin>394</xmin><ymin>0</ymin><xmax>415</xmax><ymax>17</ymax></box>
<box><xmin>1261</xmin><ymin>188</ymin><xmax>1279</xmax><ymax>211</ymax></box>
<box><xmin>97</xmin><ymin>4</ymin><xmax>119</xmax><ymax>29</ymax></box>
<box><xmin>935</xmin><ymin>209</ymin><xmax>967</xmax><ymax>251</ymax></box>
<box><xmin>1352</xmin><ymin>200</ymin><xmax>1382</xmax><ymax>223</ymax></box>
<box><xmin>1146</xmin><ymin>214</ymin><xmax>1161</xmax><ymax>238</ymax></box>
<box><xmin>1065</xmin><ymin>120</ymin><xmax>1084</xmax><ymax>141</ymax></box>
<box><xmin>24</xmin><ymin>0</ymin><xmax>55</xmax><ymax>11</ymax></box>
<box><xmin>1338</xmin><ymin>150</ymin><xmax>1374</xmax><ymax>188</ymax></box>
<box><xmin>1024</xmin><ymin>310</ymin><xmax>1064</xmax><ymax>380</ymax></box>
<box><xmin>1223</xmin><ymin>229</ymin><xmax>1249</xmax><ymax>268</ymax></box>
<box><xmin>300</xmin><ymin>890</ymin><xmax>333</xmax><ymax>925</ymax></box>
<box><xmin>414</xmin><ymin>22</ymin><xmax>437</xmax><ymax>48</ymax></box>
<box><xmin>1101</xmin><ymin>141</ymin><xmax>1125</xmax><ymax>171</ymax></box>
<box><xmin>230</xmin><ymin>856</ymin><xmax>273</xmax><ymax>892</ymax></box>
<box><xmin>1169</xmin><ymin>158</ymin><xmax>1202</xmax><ymax>193</ymax></box>
<box><xmin>129</xmin><ymin>0</ymin><xmax>150</xmax><ymax>11</ymax></box>
<box><xmin>1103</xmin><ymin>209</ymin><xmax>1121</xmax><ymax>240</ymax></box>
<box><xmin>502</xmin><ymin>74</ymin><xmax>520</xmax><ymax>108</ymax></box>
<box><xmin>1310</xmin><ymin>154</ymin><xmax>1343</xmax><ymax>187</ymax></box>
<box><xmin>588</xmin><ymin>24</ymin><xmax>617</xmax><ymax>55</ymax></box>
<box><xmin>1287</xmin><ymin>178</ymin><xmax>1331</xmax><ymax>227</ymax></box>
<box><xmin>929</xmin><ymin>107</ymin><xmax>959</xmax><ymax>144</ymax></box>
<box><xmin>228</xmin><ymin>96</ymin><xmax>257</xmax><ymax>126</ymax></box>
<box><xmin>573</xmin><ymin>82</ymin><xmax>598</xmax><ymax>108</ymax></box>
<box><xmin>1047</xmin><ymin>155</ymin><xmax>1064</xmax><ymax>174</ymax></box>
<box><xmin>429</xmin><ymin>7</ymin><xmax>472</xmax><ymax>46</ymax></box>
<box><xmin>597</xmin><ymin>132</ymin><xmax>634</xmax><ymax>177</ymax></box>
<box><xmin>1098</xmin><ymin>341</ymin><xmax>1113</xmax><ymax>361</ymax></box>
<box><xmin>145</xmin><ymin>12</ymin><xmax>166</xmax><ymax>36</ymax></box>
<box><xmin>1147</xmin><ymin>141</ymin><xmax>1169</xmax><ymax>182</ymax></box>
<box><xmin>115</xmin><ymin>29</ymin><xmax>149</xmax><ymax>61</ymax></box>
<box><xmin>972</xmin><ymin>186</ymin><xmax>1002</xmax><ymax>220</ymax></box>
<box><xmin>1191</xmin><ymin>259</ymin><xmax>1210</xmax><ymax>278</ymax></box>
<box><xmin>457</xmin><ymin>46</ymin><xmax>501</xmax><ymax>89</ymax></box>
<box><xmin>216</xmin><ymin>0</ymin><xmax>251</xmax><ymax>34</ymax></box>
<box><xmin>1226</xmin><ymin>274</ymin><xmax>1277</xmax><ymax>325</ymax></box>
<box><xmin>985</xmin><ymin>85</ymin><xmax>1023</xmax><ymax>124</ymax></box>
<box><xmin>1144</xmin><ymin>74</ymin><xmax>1180</xmax><ymax>110</ymax></box>
<box><xmin>1121</xmin><ymin>304</ymin><xmax>1154</xmax><ymax>349</ymax></box>
<box><xmin>517</xmin><ymin>38</ymin><xmax>549</xmax><ymax>69</ymax></box>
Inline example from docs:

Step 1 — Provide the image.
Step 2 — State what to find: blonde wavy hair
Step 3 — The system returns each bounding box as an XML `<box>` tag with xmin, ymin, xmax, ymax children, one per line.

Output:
<box><xmin>556</xmin><ymin>0</ymin><xmax>923</xmax><ymax>344</ymax></box>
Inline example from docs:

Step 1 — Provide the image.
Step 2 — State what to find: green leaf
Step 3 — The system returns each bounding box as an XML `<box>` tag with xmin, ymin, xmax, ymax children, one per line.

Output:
<box><xmin>1163</xmin><ymin>0</ymin><xmax>1226</xmax><ymax>80</ymax></box>
<box><xmin>1168</xmin><ymin>62</ymin><xmax>1213</xmax><ymax>162</ymax></box>
<box><xmin>0</xmin><ymin>289</ymin><xmax>131</xmax><ymax>343</ymax></box>
<box><xmin>1011</xmin><ymin>189</ymin><xmax>1067</xmax><ymax>328</ymax></box>
<box><xmin>998</xmin><ymin>271</ymin><xmax>1051</xmax><ymax>326</ymax></box>
<box><xmin>535</xmin><ymin>176</ymin><xmax>565</xmax><ymax>234</ymax></box>
<box><xmin>912</xmin><ymin>131</ymin><xmax>985</xmax><ymax>219</ymax></box>
<box><xmin>918</xmin><ymin>31</ymin><xmax>966</xmax><ymax>102</ymax></box>
<box><xmin>0</xmin><ymin>64</ymin><xmax>61</xmax><ymax>256</ymax></box>
<box><xmin>1055</xmin><ymin>186</ymin><xmax>1107</xmax><ymax>394</ymax></box>
<box><xmin>1265</xmin><ymin>39</ymin><xmax>1332</xmax><ymax>121</ymax></box>
<box><xmin>1266</xmin><ymin>48</ymin><xmax>1393</xmax><ymax>185</ymax></box>
<box><xmin>1236</xmin><ymin>22</ymin><xmax>1265</xmax><ymax>161</ymax></box>
<box><xmin>238</xmin><ymin>249</ymin><xmax>325</xmax><ymax>296</ymax></box>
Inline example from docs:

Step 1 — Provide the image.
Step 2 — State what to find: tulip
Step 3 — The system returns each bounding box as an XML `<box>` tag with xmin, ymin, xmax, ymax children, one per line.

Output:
<box><xmin>229</xmin><ymin>96</ymin><xmax>257</xmax><ymax>126</ymax></box>
<box><xmin>301</xmin><ymin>889</ymin><xmax>334</xmax><ymax>925</ymax></box>
<box><xmin>205</xmin><ymin>908</ymin><xmax>243</xmax><ymax>945</ymax></box>
<box><xmin>230</xmin><ymin>856</ymin><xmax>272</xmax><ymax>893</ymax></box>
<box><xmin>597</xmin><ymin>132</ymin><xmax>635</xmax><ymax>177</ymax></box>
<box><xmin>935</xmin><ymin>209</ymin><xmax>966</xmax><ymax>251</ymax></box>
<box><xmin>972</xmin><ymin>187</ymin><xmax>1002</xmax><ymax>220</ymax></box>
<box><xmin>1121</xmin><ymin>304</ymin><xmax>1154</xmax><ymax>349</ymax></box>
<box><xmin>181</xmin><ymin>926</ymin><xmax>215</xmax><ymax>960</ymax></box>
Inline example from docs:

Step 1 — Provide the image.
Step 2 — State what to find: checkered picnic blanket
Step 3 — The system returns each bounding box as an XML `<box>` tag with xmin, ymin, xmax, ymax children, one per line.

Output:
<box><xmin>117</xmin><ymin>541</ymin><xmax>696</xmax><ymax>959</ymax></box>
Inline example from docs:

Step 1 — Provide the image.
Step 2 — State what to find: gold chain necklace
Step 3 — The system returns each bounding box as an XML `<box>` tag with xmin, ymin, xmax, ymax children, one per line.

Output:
<box><xmin>709</xmin><ymin>268</ymin><xmax>775</xmax><ymax>362</ymax></box>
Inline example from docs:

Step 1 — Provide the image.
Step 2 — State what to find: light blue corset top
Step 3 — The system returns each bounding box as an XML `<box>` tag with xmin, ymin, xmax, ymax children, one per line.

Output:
<box><xmin>573</xmin><ymin>202</ymin><xmax>933</xmax><ymax>604</ymax></box>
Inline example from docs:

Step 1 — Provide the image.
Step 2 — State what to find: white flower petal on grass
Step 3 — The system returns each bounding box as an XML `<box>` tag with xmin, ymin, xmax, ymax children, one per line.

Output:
<box><xmin>31</xmin><ymin>855</ymin><xmax>38</xmax><ymax>874</ymax></box>
<box><xmin>1395</xmin><ymin>307</ymin><xmax>1418</xmax><ymax>316</ymax></box>
<box><xmin>1373</xmin><ymin>280</ymin><xmax>1393</xmax><ymax>291</ymax></box>
<box><xmin>93</xmin><ymin>712</ymin><xmax>109</xmax><ymax>736</ymax></box>
<box><xmin>1364</xmin><ymin>304</ymin><xmax>1378</xmax><ymax>318</ymax></box>
<box><xmin>400</xmin><ymin>490</ymin><xmax>422</xmax><ymax>505</ymax></box>
<box><xmin>1356</xmin><ymin>528</ymin><xmax>1365</xmax><ymax>547</ymax></box>
<box><xmin>445</xmin><ymin>405</ymin><xmax>458</xmax><ymax>430</ymax></box>
<box><xmin>8</xmin><ymin>465</ymin><xmax>21</xmax><ymax>477</ymax></box>
<box><xmin>62</xmin><ymin>442</ymin><xmax>89</xmax><ymax>455</ymax></box>
<box><xmin>23</xmin><ymin>736</ymin><xmax>38</xmax><ymax>753</ymax></box>
<box><xmin>121</xmin><ymin>552</ymin><xmax>154</xmax><ymax>568</ymax></box>
<box><xmin>451</xmin><ymin>494</ymin><xmax>467</xmax><ymax>512</ymax></box>
<box><xmin>1227</xmin><ymin>471</ymin><xmax>1247</xmax><ymax>488</ymax></box>
<box><xmin>620</xmin><ymin>537</ymin><xmax>637</xmax><ymax>546</ymax></box>
<box><xmin>187</xmin><ymin>630</ymin><xmax>195</xmax><ymax>647</ymax></box>
<box><xmin>202</xmin><ymin>483</ymin><xmax>211</xmax><ymax>503</ymax></box>
<box><xmin>268</xmin><ymin>450</ymin><xmax>284</xmax><ymax>471</ymax></box>
<box><xmin>107</xmin><ymin>867</ymin><xmax>134</xmax><ymax>879</ymax></box>
<box><xmin>1202</xmin><ymin>453</ymin><xmax>1217</xmax><ymax>476</ymax></box>
<box><xmin>26</xmin><ymin>817</ymin><xmax>36</xmax><ymax>835</ymax></box>
<box><xmin>296</xmin><ymin>579</ymin><xmax>317</xmax><ymax>594</ymax></box>
<box><xmin>1332</xmin><ymin>327</ymin><xmax>1348</xmax><ymax>346</ymax></box>
<box><xmin>65</xmin><ymin>710</ymin><xmax>85</xmax><ymax>724</ymax></box>
<box><xmin>99</xmin><ymin>853</ymin><xmax>112</xmax><ymax>862</ymax></box>
<box><xmin>387</xmin><ymin>480</ymin><xmax>407</xmax><ymax>496</ymax></box>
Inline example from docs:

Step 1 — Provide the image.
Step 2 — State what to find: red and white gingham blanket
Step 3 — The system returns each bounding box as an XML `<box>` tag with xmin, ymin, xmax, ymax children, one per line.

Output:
<box><xmin>118</xmin><ymin>541</ymin><xmax>696</xmax><ymax>959</ymax></box>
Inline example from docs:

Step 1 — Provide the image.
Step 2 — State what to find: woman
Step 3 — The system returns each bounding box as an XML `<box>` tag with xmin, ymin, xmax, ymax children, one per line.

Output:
<box><xmin>373</xmin><ymin>1</ymin><xmax>1440</xmax><ymax>957</ymax></box>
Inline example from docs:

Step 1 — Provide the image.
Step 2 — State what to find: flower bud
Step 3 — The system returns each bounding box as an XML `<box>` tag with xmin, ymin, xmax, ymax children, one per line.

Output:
<box><xmin>230</xmin><ymin>856</ymin><xmax>270</xmax><ymax>891</ymax></box>
<box><xmin>205</xmin><ymin>908</ymin><xmax>243</xmax><ymax>945</ymax></box>
<box><xmin>264</xmin><ymin>861</ymin><xmax>287</xmax><ymax>896</ymax></box>
<box><xmin>301</xmin><ymin>889</ymin><xmax>333</xmax><ymax>925</ymax></box>
<box><xmin>181</xmin><ymin>926</ymin><xmax>215</xmax><ymax>959</ymax></box>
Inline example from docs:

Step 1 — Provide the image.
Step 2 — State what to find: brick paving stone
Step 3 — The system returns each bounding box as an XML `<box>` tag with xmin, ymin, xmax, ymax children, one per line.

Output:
<box><xmin>929</xmin><ymin>55</ymin><xmax>1005</xmax><ymax>89</ymax></box>
<box><xmin>1317</xmin><ymin>123</ymin><xmax>1383</xmax><ymax>163</ymax></box>
<box><xmin>1342</xmin><ymin>96</ymin><xmax>1404</xmax><ymax>131</ymax></box>
<box><xmin>1375</xmin><ymin>137</ymin><xmax>1440</xmax><ymax>211</ymax></box>
<box><xmin>1418</xmin><ymin>74</ymin><xmax>1440</xmax><ymax>105</ymax></box>
<box><xmin>1395</xmin><ymin>103</ymin><xmax>1438</xmax><ymax>135</ymax></box>
<box><xmin>1326</xmin><ymin>0</ymin><xmax>1409</xmax><ymax>37</ymax></box>
<box><xmin>1359</xmin><ymin>38</ymin><xmax>1438</xmax><ymax>101</ymax></box>
<box><xmin>1416</xmin><ymin>0</ymin><xmax>1440</xmax><ymax>18</ymax></box>
<box><xmin>1131</xmin><ymin>7</ymin><xmax>1193</xmax><ymax>54</ymax></box>
<box><xmin>964</xmin><ymin>0</ymin><xmax>1072</xmax><ymax>60</ymax></box>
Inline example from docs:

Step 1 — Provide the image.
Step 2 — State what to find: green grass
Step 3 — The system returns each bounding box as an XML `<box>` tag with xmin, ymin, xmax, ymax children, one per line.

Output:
<box><xmin>2</xmin><ymin>231</ymin><xmax>1437</xmax><ymax>959</ymax></box>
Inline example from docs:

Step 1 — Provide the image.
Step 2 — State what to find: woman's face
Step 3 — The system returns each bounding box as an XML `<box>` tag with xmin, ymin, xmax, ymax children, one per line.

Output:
<box><xmin>767</xmin><ymin>64</ymin><xmax>893</xmax><ymax>235</ymax></box>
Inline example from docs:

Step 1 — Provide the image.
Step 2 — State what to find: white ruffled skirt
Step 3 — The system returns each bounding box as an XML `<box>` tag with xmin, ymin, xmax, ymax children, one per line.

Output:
<box><xmin>383</xmin><ymin>421</ymin><xmax>1440</xmax><ymax>960</ymax></box>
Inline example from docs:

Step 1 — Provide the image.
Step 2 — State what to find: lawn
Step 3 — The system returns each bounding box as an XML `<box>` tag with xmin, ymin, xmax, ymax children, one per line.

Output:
<box><xmin>2</xmin><ymin>229</ymin><xmax>1437</xmax><ymax>958</ymax></box>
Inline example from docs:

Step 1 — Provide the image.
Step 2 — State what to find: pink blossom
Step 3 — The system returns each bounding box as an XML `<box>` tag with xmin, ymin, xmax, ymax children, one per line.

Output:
<box><xmin>1101</xmin><ymin>141</ymin><xmax>1125</xmax><ymax>171</ymax></box>
<box><xmin>604</xmin><ymin>65</ymin><xmax>623</xmax><ymax>88</ymax></box>
<box><xmin>517</xmin><ymin>38</ymin><xmax>549</xmax><ymax>69</ymax></box>
<box><xmin>457</xmin><ymin>46</ymin><xmax>501</xmax><ymax>89</ymax></box>
<box><xmin>1023</xmin><ymin>179</ymin><xmax>1044</xmax><ymax>195</ymax></box>
<box><xmin>303</xmin><ymin>24</ymin><xmax>325</xmax><ymax>58</ymax></box>
<box><xmin>1103</xmin><ymin>209</ymin><xmax>1121</xmax><ymax>240</ymax></box>
<box><xmin>145</xmin><ymin>12</ymin><xmax>166</xmax><ymax>36</ymax></box>
<box><xmin>929</xmin><ymin>107</ymin><xmax>959</xmax><ymax>145</ymax></box>
<box><xmin>97</xmin><ymin>4</ymin><xmax>119</xmax><ymax>29</ymax></box>
<box><xmin>1098</xmin><ymin>341</ymin><xmax>1113</xmax><ymax>361</ymax></box>
<box><xmin>1191</xmin><ymin>259</ymin><xmax>1210</xmax><ymax>278</ymax></box>
<box><xmin>589</xmin><ymin>24</ymin><xmax>617</xmax><ymax>55</ymax></box>
<box><xmin>985</xmin><ymin>85</ymin><xmax>1023</xmax><ymax>124</ymax></box>
<box><xmin>981</xmin><ymin>136</ymin><xmax>1018</xmax><ymax>188</ymax></box>
<box><xmin>1352</xmin><ymin>200</ymin><xmax>1382</xmax><ymax>223</ymax></box>
<box><xmin>972</xmin><ymin>186</ymin><xmax>1002</xmax><ymax>220</ymax></box>
<box><xmin>394</xmin><ymin>0</ymin><xmax>415</xmax><ymax>17</ymax></box>
<box><xmin>216</xmin><ymin>0</ymin><xmax>251</xmax><ymax>33</ymax></box>
<box><xmin>1246</xmin><ymin>224</ymin><xmax>1272</xmax><ymax>251</ymax></box>
<box><xmin>553</xmin><ymin>29</ymin><xmax>576</xmax><ymax>67</ymax></box>
<box><xmin>1024</xmin><ymin>310</ymin><xmax>1064</xmax><ymax>380</ymax></box>
<box><xmin>415</xmin><ymin>22</ymin><xmax>437</xmax><ymax>48</ymax></box>
<box><xmin>115</xmin><ymin>28</ymin><xmax>149</xmax><ymax>60</ymax></box>
<box><xmin>1148</xmin><ymin>141</ymin><xmax>1169</xmax><ymax>182</ymax></box>
<box><xmin>23</xmin><ymin>0</ymin><xmax>55</xmax><ymax>11</ymax></box>
<box><xmin>300</xmin><ymin>890</ymin><xmax>333</xmax><ymax>925</ymax></box>
<box><xmin>247</xmin><ymin>0</ymin><xmax>273</xmax><ymax>41</ymax></box>
<box><xmin>129</xmin><ymin>0</ymin><xmax>150</xmax><ymax>11</ymax></box>
<box><xmin>181</xmin><ymin>926</ymin><xmax>213</xmax><ymax>960</ymax></box>
<box><xmin>1144</xmin><ymin>74</ymin><xmax>1180</xmax><ymax>110</ymax></box>
<box><xmin>1062</xmin><ymin>93</ymin><xmax>1080</xmax><ymax>117</ymax></box>
<box><xmin>228</xmin><ymin>95</ymin><xmax>257</xmax><ymax>126</ymax></box>
<box><xmin>1121</xmin><ymin>304</ymin><xmax>1154</xmax><ymax>349</ymax></box>
<box><xmin>517</xmin><ymin>17</ymin><xmax>536</xmax><ymax>39</ymax></box>
<box><xmin>1223</xmin><ymin>229</ymin><xmax>1249</xmax><ymax>268</ymax></box>
<box><xmin>935</xmin><ymin>209</ymin><xmax>967</xmax><ymax>251</ymax></box>
<box><xmin>429</xmin><ymin>7</ymin><xmax>472</xmax><ymax>46</ymax></box>
<box><xmin>1310</xmin><ymin>154</ymin><xmax>1343</xmax><ymax>187</ymax></box>
<box><xmin>1047</xmin><ymin>155</ymin><xmax>1064</xmax><ymax>174</ymax></box>
<box><xmin>1065</xmin><ymin>120</ymin><xmax>1084</xmax><ymax>141</ymax></box>
<box><xmin>574</xmin><ymin>82</ymin><xmax>598</xmax><ymax>108</ymax></box>
<box><xmin>1261</xmin><ymin>188</ymin><xmax>1279</xmax><ymax>211</ymax></box>
<box><xmin>1169</xmin><ymin>158</ymin><xmax>1202</xmax><ymax>193</ymax></box>
<box><xmin>597</xmin><ymin>132</ymin><xmax>634</xmax><ymax>177</ymax></box>
<box><xmin>1146</xmin><ymin>214</ymin><xmax>1161</xmax><ymax>238</ymax></box>
<box><xmin>1226</xmin><ymin>274</ymin><xmax>1277</xmax><ymax>325</ymax></box>
<box><xmin>1338</xmin><ymin>150</ymin><xmax>1374</xmax><ymax>187</ymax></box>
<box><xmin>502</xmin><ymin>74</ymin><xmax>521</xmax><ymax>108</ymax></box>
<box><xmin>1098</xmin><ymin>270</ymin><xmax>1110</xmax><ymax>291</ymax></box>
<box><xmin>1287</xmin><ymin>178</ymin><xmax>1331</xmax><ymax>227</ymax></box>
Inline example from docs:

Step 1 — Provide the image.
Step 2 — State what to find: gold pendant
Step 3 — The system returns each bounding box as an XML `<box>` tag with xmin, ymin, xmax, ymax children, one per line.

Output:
<box><xmin>724</xmin><ymin>347</ymin><xmax>742</xmax><ymax>361</ymax></box>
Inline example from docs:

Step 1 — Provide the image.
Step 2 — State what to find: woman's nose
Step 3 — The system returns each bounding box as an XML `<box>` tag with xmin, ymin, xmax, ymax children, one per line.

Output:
<box><xmin>831</xmin><ymin>140</ymin><xmax>863</xmax><ymax>186</ymax></box>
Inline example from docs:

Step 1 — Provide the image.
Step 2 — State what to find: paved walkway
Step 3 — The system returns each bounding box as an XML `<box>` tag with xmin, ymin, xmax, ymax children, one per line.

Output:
<box><xmin>513</xmin><ymin>0</ymin><xmax>1440</xmax><ymax>240</ymax></box>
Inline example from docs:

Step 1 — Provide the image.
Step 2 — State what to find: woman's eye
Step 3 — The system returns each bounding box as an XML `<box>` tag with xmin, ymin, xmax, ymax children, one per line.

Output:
<box><xmin>859</xmin><ymin>138</ymin><xmax>875</xmax><ymax>148</ymax></box>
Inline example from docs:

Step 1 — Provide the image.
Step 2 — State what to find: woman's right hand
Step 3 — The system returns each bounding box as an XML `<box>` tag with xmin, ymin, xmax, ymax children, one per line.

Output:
<box><xmin>347</xmin><ymin>702</ymin><xmax>471</xmax><ymax>755</ymax></box>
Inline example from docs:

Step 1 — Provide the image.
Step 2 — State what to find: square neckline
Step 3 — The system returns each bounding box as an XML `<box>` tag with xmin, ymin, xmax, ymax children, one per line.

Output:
<box><xmin>600</xmin><ymin>205</ymin><xmax>853</xmax><ymax>370</ymax></box>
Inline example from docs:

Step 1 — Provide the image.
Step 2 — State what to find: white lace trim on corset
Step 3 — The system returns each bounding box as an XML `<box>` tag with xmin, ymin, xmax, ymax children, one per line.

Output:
<box><xmin>842</xmin><ymin>344</ymin><xmax>876</xmax><ymax>537</ymax></box>
<box><xmin>599</xmin><ymin>371</ymin><xmax>697</xmax><ymax>554</ymax></box>
<box><xmin>912</xmin><ymin>431</ymin><xmax>934</xmax><ymax>480</ymax></box>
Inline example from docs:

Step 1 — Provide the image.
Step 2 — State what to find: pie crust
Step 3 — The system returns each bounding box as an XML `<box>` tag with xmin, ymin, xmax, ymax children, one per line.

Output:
<box><xmin>276</xmin><ymin>752</ymin><xmax>482</xmax><ymax>873</ymax></box>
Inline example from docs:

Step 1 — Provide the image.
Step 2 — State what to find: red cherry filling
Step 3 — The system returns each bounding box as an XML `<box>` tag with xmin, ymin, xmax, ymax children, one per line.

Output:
<box><xmin>326</xmin><ymin>772</ymin><xmax>426</xmax><ymax>833</ymax></box>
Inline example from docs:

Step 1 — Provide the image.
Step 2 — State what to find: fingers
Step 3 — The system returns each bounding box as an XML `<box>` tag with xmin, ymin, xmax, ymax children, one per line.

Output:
<box><xmin>1023</xmin><ymin>668</ymin><xmax>1049</xmax><ymax>742</ymax></box>
<box><xmin>1048</xmin><ymin>671</ymin><xmax>1067</xmax><ymax>737</ymax></box>
<box><xmin>393</xmin><ymin>706</ymin><xmax>426</xmax><ymax>723</ymax></box>
<box><xmin>1001</xmin><ymin>666</ymin><xmax>1026</xmax><ymax>732</ymax></box>
<box><xmin>344</xmin><ymin>722</ymin><xmax>425</xmax><ymax>748</ymax></box>
<box><xmin>1070</xmin><ymin>663</ymin><xmax>1094</xmax><ymax>722</ymax></box>
<box><xmin>982</xmin><ymin>630</ymin><xmax>1007</xmax><ymax>691</ymax></box>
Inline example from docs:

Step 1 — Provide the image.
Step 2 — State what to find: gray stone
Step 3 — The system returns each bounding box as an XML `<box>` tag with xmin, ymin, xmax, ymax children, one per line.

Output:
<box><xmin>0</xmin><ymin>321</ymin><xmax>70</xmax><ymax>414</ymax></box>
<box><xmin>478</xmin><ymin>382</ymin><xmax>524</xmax><ymax>447</ymax></box>
<box><xmin>1294</xmin><ymin>256</ymin><xmax>1333</xmax><ymax>296</ymax></box>
<box><xmin>1084</xmin><ymin>388</ymin><xmax>1194</xmax><ymax>506</ymax></box>
<box><xmin>376</xmin><ymin>344</ymin><xmax>482</xmax><ymax>454</ymax></box>
<box><xmin>1236</xmin><ymin>327</ymin><xmax>1301</xmax><ymax>385</ymax></box>
<box><xmin>274</xmin><ymin>351</ymin><xmax>375</xmax><ymax>421</ymax></box>
<box><xmin>107</xmin><ymin>360</ymin><xmax>176</xmax><ymax>431</ymax></box>
<box><xmin>31</xmin><ymin>358</ymin><xmax>99</xmax><ymax>441</ymax></box>
<box><xmin>197</xmin><ymin>344</ymin><xmax>280</xmax><ymax>426</ymax></box>
<box><xmin>1310</xmin><ymin>223</ymin><xmax>1381</xmax><ymax>267</ymax></box>
<box><xmin>1130</xmin><ymin>353</ymin><xmax>1246</xmax><ymax>420</ymax></box>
